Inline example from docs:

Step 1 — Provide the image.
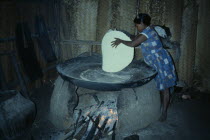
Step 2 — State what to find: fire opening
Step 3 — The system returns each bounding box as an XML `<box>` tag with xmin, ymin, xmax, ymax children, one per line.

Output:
<box><xmin>69</xmin><ymin>100</ymin><xmax>118</xmax><ymax>140</ymax></box>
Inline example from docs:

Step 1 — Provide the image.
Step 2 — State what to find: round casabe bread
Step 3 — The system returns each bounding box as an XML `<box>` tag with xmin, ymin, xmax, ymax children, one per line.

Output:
<box><xmin>102</xmin><ymin>30</ymin><xmax>134</xmax><ymax>72</ymax></box>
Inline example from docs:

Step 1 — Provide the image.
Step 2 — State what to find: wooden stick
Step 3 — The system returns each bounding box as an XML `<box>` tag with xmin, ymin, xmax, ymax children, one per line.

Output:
<box><xmin>10</xmin><ymin>53</ymin><xmax>29</xmax><ymax>98</ymax></box>
<box><xmin>85</xmin><ymin>115</ymin><xmax>101</xmax><ymax>140</ymax></box>
<box><xmin>0</xmin><ymin>57</ymin><xmax>7</xmax><ymax>90</ymax></box>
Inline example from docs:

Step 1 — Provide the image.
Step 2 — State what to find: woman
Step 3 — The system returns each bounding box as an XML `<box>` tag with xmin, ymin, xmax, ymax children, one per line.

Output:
<box><xmin>111</xmin><ymin>13</ymin><xmax>177</xmax><ymax>121</ymax></box>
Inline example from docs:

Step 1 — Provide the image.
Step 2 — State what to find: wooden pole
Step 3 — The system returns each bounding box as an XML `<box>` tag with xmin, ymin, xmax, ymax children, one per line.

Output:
<box><xmin>0</xmin><ymin>57</ymin><xmax>7</xmax><ymax>90</ymax></box>
<box><xmin>61</xmin><ymin>40</ymin><xmax>101</xmax><ymax>46</ymax></box>
<box><xmin>10</xmin><ymin>52</ymin><xmax>29</xmax><ymax>98</ymax></box>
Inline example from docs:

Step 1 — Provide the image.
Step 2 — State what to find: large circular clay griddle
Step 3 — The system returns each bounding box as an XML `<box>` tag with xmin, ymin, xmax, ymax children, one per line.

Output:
<box><xmin>56</xmin><ymin>53</ymin><xmax>157</xmax><ymax>91</ymax></box>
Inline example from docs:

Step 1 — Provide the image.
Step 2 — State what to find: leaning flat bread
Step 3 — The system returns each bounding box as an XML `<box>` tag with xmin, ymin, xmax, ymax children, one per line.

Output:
<box><xmin>102</xmin><ymin>30</ymin><xmax>134</xmax><ymax>72</ymax></box>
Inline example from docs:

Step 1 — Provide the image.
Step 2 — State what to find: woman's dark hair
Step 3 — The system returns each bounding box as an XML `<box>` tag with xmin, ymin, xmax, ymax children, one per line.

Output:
<box><xmin>134</xmin><ymin>13</ymin><xmax>151</xmax><ymax>26</ymax></box>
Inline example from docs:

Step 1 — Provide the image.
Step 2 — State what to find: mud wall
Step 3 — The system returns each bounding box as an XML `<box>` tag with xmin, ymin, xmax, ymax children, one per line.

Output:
<box><xmin>195</xmin><ymin>0</ymin><xmax>210</xmax><ymax>91</ymax></box>
<box><xmin>178</xmin><ymin>0</ymin><xmax>199</xmax><ymax>86</ymax></box>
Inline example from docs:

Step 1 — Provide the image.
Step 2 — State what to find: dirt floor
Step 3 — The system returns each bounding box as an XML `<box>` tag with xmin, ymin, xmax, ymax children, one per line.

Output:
<box><xmin>30</xmin><ymin>83</ymin><xmax>210</xmax><ymax>140</ymax></box>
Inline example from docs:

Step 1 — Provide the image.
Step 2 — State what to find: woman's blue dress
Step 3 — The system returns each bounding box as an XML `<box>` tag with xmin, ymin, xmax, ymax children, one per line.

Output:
<box><xmin>139</xmin><ymin>26</ymin><xmax>177</xmax><ymax>90</ymax></box>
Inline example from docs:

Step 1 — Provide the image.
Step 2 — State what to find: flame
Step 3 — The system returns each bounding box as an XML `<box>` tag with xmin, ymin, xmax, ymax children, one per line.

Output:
<box><xmin>98</xmin><ymin>115</ymin><xmax>106</xmax><ymax>127</ymax></box>
<box><xmin>107</xmin><ymin>119</ymin><xmax>113</xmax><ymax>125</ymax></box>
<box><xmin>100</xmin><ymin>115</ymin><xmax>106</xmax><ymax>121</ymax></box>
<box><xmin>109</xmin><ymin>109</ymin><xmax>114</xmax><ymax>114</ymax></box>
<box><xmin>78</xmin><ymin>103</ymin><xmax>118</xmax><ymax>132</ymax></box>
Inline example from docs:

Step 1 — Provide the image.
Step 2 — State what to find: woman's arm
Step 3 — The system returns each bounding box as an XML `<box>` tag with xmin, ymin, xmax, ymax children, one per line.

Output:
<box><xmin>111</xmin><ymin>34</ymin><xmax>147</xmax><ymax>48</ymax></box>
<box><xmin>130</xmin><ymin>34</ymin><xmax>137</xmax><ymax>40</ymax></box>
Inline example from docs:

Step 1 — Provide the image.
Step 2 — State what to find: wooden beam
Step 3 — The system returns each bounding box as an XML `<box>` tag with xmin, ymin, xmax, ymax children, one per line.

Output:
<box><xmin>61</xmin><ymin>40</ymin><xmax>101</xmax><ymax>46</ymax></box>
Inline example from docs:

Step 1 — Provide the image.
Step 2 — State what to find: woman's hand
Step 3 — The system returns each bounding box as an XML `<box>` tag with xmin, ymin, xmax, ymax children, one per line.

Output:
<box><xmin>111</xmin><ymin>38</ymin><xmax>122</xmax><ymax>48</ymax></box>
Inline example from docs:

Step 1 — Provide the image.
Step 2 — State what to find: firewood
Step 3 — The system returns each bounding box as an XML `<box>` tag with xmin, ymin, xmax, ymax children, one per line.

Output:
<box><xmin>73</xmin><ymin>121</ymin><xmax>89</xmax><ymax>140</ymax></box>
<box><xmin>85</xmin><ymin>115</ymin><xmax>101</xmax><ymax>140</ymax></box>
<box><xmin>112</xmin><ymin>121</ymin><xmax>117</xmax><ymax>140</ymax></box>
<box><xmin>93</xmin><ymin>117</ymin><xmax>109</xmax><ymax>140</ymax></box>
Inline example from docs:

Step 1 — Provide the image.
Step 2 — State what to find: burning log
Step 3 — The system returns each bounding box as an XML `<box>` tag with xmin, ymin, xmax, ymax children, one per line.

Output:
<box><xmin>112</xmin><ymin>121</ymin><xmax>117</xmax><ymax>140</ymax></box>
<box><xmin>73</xmin><ymin>120</ymin><xmax>90</xmax><ymax>140</ymax></box>
<box><xmin>100</xmin><ymin>117</ymin><xmax>109</xmax><ymax>130</ymax></box>
<box><xmin>85</xmin><ymin>115</ymin><xmax>101</xmax><ymax>140</ymax></box>
<box><xmin>93</xmin><ymin>117</ymin><xmax>109</xmax><ymax>140</ymax></box>
<box><xmin>64</xmin><ymin>97</ymin><xmax>118</xmax><ymax>140</ymax></box>
<box><xmin>103</xmin><ymin>127</ymin><xmax>110</xmax><ymax>135</ymax></box>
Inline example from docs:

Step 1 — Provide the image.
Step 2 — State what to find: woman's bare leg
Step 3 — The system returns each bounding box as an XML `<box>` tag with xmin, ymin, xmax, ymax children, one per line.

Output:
<box><xmin>159</xmin><ymin>88</ymin><xmax>170</xmax><ymax>122</ymax></box>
